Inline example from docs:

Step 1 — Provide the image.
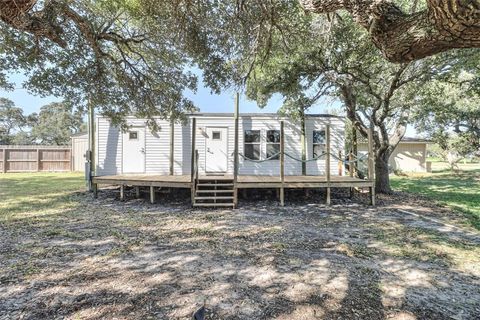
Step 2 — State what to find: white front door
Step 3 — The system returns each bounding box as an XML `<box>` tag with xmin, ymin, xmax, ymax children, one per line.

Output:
<box><xmin>122</xmin><ymin>127</ymin><xmax>145</xmax><ymax>173</ymax></box>
<box><xmin>205</xmin><ymin>127</ymin><xmax>228</xmax><ymax>173</ymax></box>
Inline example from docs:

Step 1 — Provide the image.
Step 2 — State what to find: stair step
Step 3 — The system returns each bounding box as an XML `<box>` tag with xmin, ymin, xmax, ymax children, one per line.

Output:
<box><xmin>197</xmin><ymin>183</ymin><xmax>234</xmax><ymax>187</ymax></box>
<box><xmin>194</xmin><ymin>196</ymin><xmax>234</xmax><ymax>200</ymax></box>
<box><xmin>193</xmin><ymin>202</ymin><xmax>234</xmax><ymax>207</ymax></box>
<box><xmin>196</xmin><ymin>189</ymin><xmax>233</xmax><ymax>194</ymax></box>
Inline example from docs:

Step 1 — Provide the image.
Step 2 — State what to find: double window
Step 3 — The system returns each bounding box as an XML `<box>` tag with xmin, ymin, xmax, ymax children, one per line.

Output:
<box><xmin>243</xmin><ymin>129</ymin><xmax>280</xmax><ymax>160</ymax></box>
<box><xmin>313</xmin><ymin>130</ymin><xmax>326</xmax><ymax>157</ymax></box>
<box><xmin>243</xmin><ymin>129</ymin><xmax>327</xmax><ymax>160</ymax></box>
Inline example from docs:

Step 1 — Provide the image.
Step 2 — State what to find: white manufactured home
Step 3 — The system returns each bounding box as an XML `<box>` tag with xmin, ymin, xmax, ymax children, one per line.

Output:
<box><xmin>92</xmin><ymin>113</ymin><xmax>376</xmax><ymax>207</ymax></box>
<box><xmin>95</xmin><ymin>113</ymin><xmax>344</xmax><ymax>177</ymax></box>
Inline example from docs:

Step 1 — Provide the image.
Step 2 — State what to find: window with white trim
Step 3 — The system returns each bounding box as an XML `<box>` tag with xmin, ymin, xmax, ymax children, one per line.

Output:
<box><xmin>129</xmin><ymin>131</ymin><xmax>138</xmax><ymax>140</ymax></box>
<box><xmin>266</xmin><ymin>130</ymin><xmax>280</xmax><ymax>160</ymax></box>
<box><xmin>244</xmin><ymin>130</ymin><xmax>260</xmax><ymax>160</ymax></box>
<box><xmin>313</xmin><ymin>130</ymin><xmax>326</xmax><ymax>158</ymax></box>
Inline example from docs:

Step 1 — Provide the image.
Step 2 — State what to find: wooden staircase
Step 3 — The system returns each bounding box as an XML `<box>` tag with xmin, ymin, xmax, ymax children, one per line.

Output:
<box><xmin>193</xmin><ymin>177</ymin><xmax>235</xmax><ymax>208</ymax></box>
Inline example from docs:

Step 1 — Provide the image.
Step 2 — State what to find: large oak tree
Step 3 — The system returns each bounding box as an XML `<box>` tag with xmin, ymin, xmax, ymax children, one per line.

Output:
<box><xmin>0</xmin><ymin>0</ymin><xmax>198</xmax><ymax>129</ymax></box>
<box><xmin>2</xmin><ymin>1</ymin><xmax>479</xmax><ymax>68</ymax></box>
<box><xmin>241</xmin><ymin>9</ymin><xmax>450</xmax><ymax>193</ymax></box>
<box><xmin>299</xmin><ymin>0</ymin><xmax>480</xmax><ymax>62</ymax></box>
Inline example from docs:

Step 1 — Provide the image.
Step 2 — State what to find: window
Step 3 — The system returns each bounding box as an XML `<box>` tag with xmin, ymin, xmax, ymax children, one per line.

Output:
<box><xmin>266</xmin><ymin>130</ymin><xmax>280</xmax><ymax>160</ymax></box>
<box><xmin>212</xmin><ymin>131</ymin><xmax>221</xmax><ymax>140</ymax></box>
<box><xmin>129</xmin><ymin>131</ymin><xmax>138</xmax><ymax>140</ymax></box>
<box><xmin>313</xmin><ymin>130</ymin><xmax>326</xmax><ymax>157</ymax></box>
<box><xmin>244</xmin><ymin>130</ymin><xmax>260</xmax><ymax>160</ymax></box>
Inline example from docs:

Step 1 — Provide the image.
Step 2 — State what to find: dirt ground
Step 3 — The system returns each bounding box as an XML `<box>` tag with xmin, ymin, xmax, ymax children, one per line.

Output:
<box><xmin>1</xmin><ymin>187</ymin><xmax>479</xmax><ymax>320</ymax></box>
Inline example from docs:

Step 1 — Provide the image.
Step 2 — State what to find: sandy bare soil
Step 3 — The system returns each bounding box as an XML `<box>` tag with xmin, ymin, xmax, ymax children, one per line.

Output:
<box><xmin>1</xmin><ymin>188</ymin><xmax>479</xmax><ymax>320</ymax></box>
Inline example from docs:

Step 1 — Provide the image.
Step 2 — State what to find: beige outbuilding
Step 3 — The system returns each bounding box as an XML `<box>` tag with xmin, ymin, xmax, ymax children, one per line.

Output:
<box><xmin>71</xmin><ymin>132</ymin><xmax>88</xmax><ymax>172</ymax></box>
<box><xmin>359</xmin><ymin>137</ymin><xmax>430</xmax><ymax>173</ymax></box>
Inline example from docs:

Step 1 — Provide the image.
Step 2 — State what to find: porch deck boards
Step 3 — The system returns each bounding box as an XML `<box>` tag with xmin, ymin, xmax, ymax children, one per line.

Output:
<box><xmin>93</xmin><ymin>174</ymin><xmax>373</xmax><ymax>188</ymax></box>
<box><xmin>238</xmin><ymin>175</ymin><xmax>373</xmax><ymax>188</ymax></box>
<box><xmin>92</xmin><ymin>174</ymin><xmax>191</xmax><ymax>188</ymax></box>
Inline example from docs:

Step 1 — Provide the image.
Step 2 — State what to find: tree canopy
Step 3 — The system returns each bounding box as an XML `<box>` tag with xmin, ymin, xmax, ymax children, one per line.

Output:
<box><xmin>0</xmin><ymin>0</ymin><xmax>200</xmax><ymax>129</ymax></box>
<box><xmin>31</xmin><ymin>102</ymin><xmax>84</xmax><ymax>145</ymax></box>
<box><xmin>231</xmin><ymin>4</ymin><xmax>453</xmax><ymax>192</ymax></box>
<box><xmin>0</xmin><ymin>98</ymin><xmax>83</xmax><ymax>145</ymax></box>
<box><xmin>0</xmin><ymin>97</ymin><xmax>27</xmax><ymax>144</ymax></box>
<box><xmin>299</xmin><ymin>0</ymin><xmax>480</xmax><ymax>62</ymax></box>
<box><xmin>1</xmin><ymin>1</ymin><xmax>480</xmax><ymax>124</ymax></box>
<box><xmin>413</xmin><ymin>67</ymin><xmax>480</xmax><ymax>155</ymax></box>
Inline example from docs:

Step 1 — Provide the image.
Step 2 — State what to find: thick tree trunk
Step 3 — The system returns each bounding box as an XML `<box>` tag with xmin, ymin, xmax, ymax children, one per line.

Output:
<box><xmin>299</xmin><ymin>0</ymin><xmax>480</xmax><ymax>62</ymax></box>
<box><xmin>374</xmin><ymin>149</ymin><xmax>392</xmax><ymax>194</ymax></box>
<box><xmin>0</xmin><ymin>0</ymin><xmax>67</xmax><ymax>47</ymax></box>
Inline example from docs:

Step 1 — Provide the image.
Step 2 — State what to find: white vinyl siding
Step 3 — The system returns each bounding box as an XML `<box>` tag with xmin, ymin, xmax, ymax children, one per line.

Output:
<box><xmin>96</xmin><ymin>117</ymin><xmax>183</xmax><ymax>175</ymax></box>
<box><xmin>306</xmin><ymin>118</ymin><xmax>345</xmax><ymax>176</ymax></box>
<box><xmin>96</xmin><ymin>117</ymin><xmax>121</xmax><ymax>176</ymax></box>
<box><xmin>96</xmin><ymin>114</ymin><xmax>345</xmax><ymax>177</ymax></box>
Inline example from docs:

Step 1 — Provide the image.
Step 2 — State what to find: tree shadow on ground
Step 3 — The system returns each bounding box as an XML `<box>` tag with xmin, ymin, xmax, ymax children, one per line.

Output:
<box><xmin>1</xmin><ymin>188</ymin><xmax>479</xmax><ymax>319</ymax></box>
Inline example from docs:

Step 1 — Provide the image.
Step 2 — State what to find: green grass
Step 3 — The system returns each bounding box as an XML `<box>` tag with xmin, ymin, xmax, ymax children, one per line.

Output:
<box><xmin>0</xmin><ymin>172</ymin><xmax>85</xmax><ymax>222</ymax></box>
<box><xmin>391</xmin><ymin>163</ymin><xmax>480</xmax><ymax>230</ymax></box>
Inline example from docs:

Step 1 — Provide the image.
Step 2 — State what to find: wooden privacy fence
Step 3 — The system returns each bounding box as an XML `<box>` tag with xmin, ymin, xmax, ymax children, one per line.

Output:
<box><xmin>0</xmin><ymin>145</ymin><xmax>71</xmax><ymax>173</ymax></box>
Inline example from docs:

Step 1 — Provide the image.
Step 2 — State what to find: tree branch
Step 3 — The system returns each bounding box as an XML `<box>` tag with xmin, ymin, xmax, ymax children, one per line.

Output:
<box><xmin>300</xmin><ymin>0</ymin><xmax>480</xmax><ymax>62</ymax></box>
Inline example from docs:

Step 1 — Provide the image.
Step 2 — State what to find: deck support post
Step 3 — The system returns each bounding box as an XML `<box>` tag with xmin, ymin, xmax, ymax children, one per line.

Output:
<box><xmin>349</xmin><ymin>150</ymin><xmax>354</xmax><ymax>198</ymax></box>
<box><xmin>169</xmin><ymin>119</ymin><xmax>174</xmax><ymax>176</ymax></box>
<box><xmin>93</xmin><ymin>183</ymin><xmax>98</xmax><ymax>198</ymax></box>
<box><xmin>369</xmin><ymin>186</ymin><xmax>376</xmax><ymax>206</ymax></box>
<box><xmin>120</xmin><ymin>185</ymin><xmax>125</xmax><ymax>201</ymax></box>
<box><xmin>280</xmin><ymin>120</ymin><xmax>285</xmax><ymax>206</ymax></box>
<box><xmin>300</xmin><ymin>113</ymin><xmax>307</xmax><ymax>176</ymax></box>
<box><xmin>190</xmin><ymin>118</ymin><xmax>197</xmax><ymax>207</ymax></box>
<box><xmin>326</xmin><ymin>124</ymin><xmax>331</xmax><ymax>205</ymax></box>
<box><xmin>233</xmin><ymin>93</ymin><xmax>240</xmax><ymax>208</ymax></box>
<box><xmin>338</xmin><ymin>150</ymin><xmax>343</xmax><ymax>176</ymax></box>
<box><xmin>150</xmin><ymin>186</ymin><xmax>156</xmax><ymax>204</ymax></box>
<box><xmin>135</xmin><ymin>186</ymin><xmax>140</xmax><ymax>199</ymax></box>
<box><xmin>367</xmin><ymin>128</ymin><xmax>376</xmax><ymax>206</ymax></box>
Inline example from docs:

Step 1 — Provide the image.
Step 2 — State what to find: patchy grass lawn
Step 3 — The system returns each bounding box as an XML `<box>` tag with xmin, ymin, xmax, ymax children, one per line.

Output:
<box><xmin>0</xmin><ymin>172</ymin><xmax>86</xmax><ymax>222</ymax></box>
<box><xmin>391</xmin><ymin>164</ymin><xmax>480</xmax><ymax>230</ymax></box>
<box><xmin>1</xmin><ymin>173</ymin><xmax>480</xmax><ymax>319</ymax></box>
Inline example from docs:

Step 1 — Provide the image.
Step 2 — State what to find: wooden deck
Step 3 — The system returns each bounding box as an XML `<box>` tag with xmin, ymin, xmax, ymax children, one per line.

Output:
<box><xmin>92</xmin><ymin>174</ymin><xmax>375</xmax><ymax>206</ymax></box>
<box><xmin>93</xmin><ymin>174</ymin><xmax>191</xmax><ymax>188</ymax></box>
<box><xmin>237</xmin><ymin>175</ymin><xmax>374</xmax><ymax>188</ymax></box>
<box><xmin>93</xmin><ymin>174</ymin><xmax>374</xmax><ymax>189</ymax></box>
